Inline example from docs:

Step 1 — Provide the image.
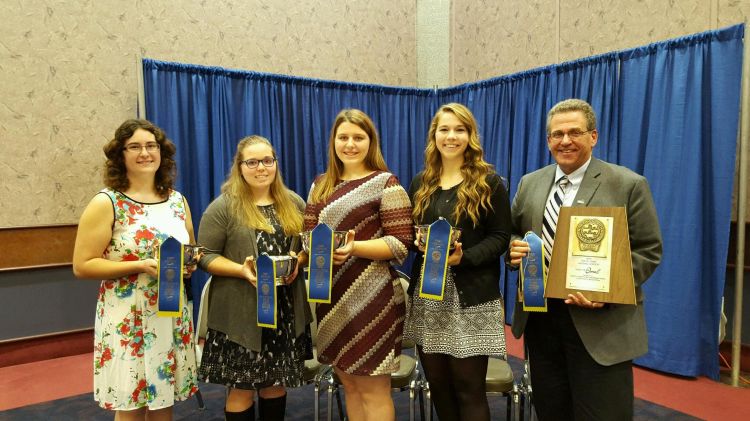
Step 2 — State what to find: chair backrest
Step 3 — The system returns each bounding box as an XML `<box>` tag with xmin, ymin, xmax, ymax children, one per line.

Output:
<box><xmin>395</xmin><ymin>269</ymin><xmax>410</xmax><ymax>313</ymax></box>
<box><xmin>196</xmin><ymin>276</ymin><xmax>212</xmax><ymax>343</ymax></box>
<box><xmin>395</xmin><ymin>270</ymin><xmax>415</xmax><ymax>350</ymax></box>
<box><xmin>309</xmin><ymin>297</ymin><xmax>318</xmax><ymax>346</ymax></box>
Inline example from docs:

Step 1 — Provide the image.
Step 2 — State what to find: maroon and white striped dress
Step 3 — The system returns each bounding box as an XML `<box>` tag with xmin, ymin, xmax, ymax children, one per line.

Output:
<box><xmin>304</xmin><ymin>171</ymin><xmax>413</xmax><ymax>375</ymax></box>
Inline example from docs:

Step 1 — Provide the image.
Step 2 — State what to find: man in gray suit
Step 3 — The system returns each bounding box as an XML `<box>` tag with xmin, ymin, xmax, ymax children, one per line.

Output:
<box><xmin>508</xmin><ymin>99</ymin><xmax>663</xmax><ymax>420</ymax></box>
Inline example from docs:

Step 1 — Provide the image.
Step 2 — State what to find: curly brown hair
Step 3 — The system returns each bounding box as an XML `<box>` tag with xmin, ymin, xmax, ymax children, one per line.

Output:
<box><xmin>102</xmin><ymin>119</ymin><xmax>177</xmax><ymax>196</ymax></box>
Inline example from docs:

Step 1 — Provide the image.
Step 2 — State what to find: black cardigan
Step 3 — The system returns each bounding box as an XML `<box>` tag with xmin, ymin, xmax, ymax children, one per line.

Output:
<box><xmin>408</xmin><ymin>173</ymin><xmax>511</xmax><ymax>307</ymax></box>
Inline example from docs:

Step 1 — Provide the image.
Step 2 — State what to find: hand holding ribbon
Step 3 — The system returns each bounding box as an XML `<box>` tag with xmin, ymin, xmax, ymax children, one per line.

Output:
<box><xmin>141</xmin><ymin>258</ymin><xmax>158</xmax><ymax>277</ymax></box>
<box><xmin>242</xmin><ymin>256</ymin><xmax>258</xmax><ymax>287</ymax></box>
<box><xmin>508</xmin><ymin>239</ymin><xmax>530</xmax><ymax>267</ymax></box>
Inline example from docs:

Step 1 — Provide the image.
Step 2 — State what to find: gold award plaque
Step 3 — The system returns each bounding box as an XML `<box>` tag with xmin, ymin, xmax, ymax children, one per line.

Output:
<box><xmin>565</xmin><ymin>216</ymin><xmax>614</xmax><ymax>292</ymax></box>
<box><xmin>573</xmin><ymin>218</ymin><xmax>608</xmax><ymax>257</ymax></box>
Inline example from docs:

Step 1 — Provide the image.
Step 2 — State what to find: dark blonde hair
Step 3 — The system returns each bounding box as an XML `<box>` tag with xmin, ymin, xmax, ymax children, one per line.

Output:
<box><xmin>103</xmin><ymin>119</ymin><xmax>176</xmax><ymax>196</ymax></box>
<box><xmin>412</xmin><ymin>103</ymin><xmax>494</xmax><ymax>226</ymax></box>
<box><xmin>546</xmin><ymin>98</ymin><xmax>597</xmax><ymax>134</ymax></box>
<box><xmin>221</xmin><ymin>135</ymin><xmax>303</xmax><ymax>235</ymax></box>
<box><xmin>310</xmin><ymin>109</ymin><xmax>388</xmax><ymax>203</ymax></box>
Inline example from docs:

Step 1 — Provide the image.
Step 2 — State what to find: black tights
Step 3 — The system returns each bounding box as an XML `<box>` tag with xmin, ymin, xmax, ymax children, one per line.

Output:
<box><xmin>418</xmin><ymin>347</ymin><xmax>490</xmax><ymax>421</ymax></box>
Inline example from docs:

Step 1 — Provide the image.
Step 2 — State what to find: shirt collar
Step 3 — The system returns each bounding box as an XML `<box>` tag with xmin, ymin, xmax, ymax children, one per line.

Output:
<box><xmin>554</xmin><ymin>157</ymin><xmax>592</xmax><ymax>187</ymax></box>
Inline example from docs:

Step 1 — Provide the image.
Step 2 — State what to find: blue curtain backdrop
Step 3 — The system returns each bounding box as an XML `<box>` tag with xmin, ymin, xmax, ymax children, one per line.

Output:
<box><xmin>616</xmin><ymin>27</ymin><xmax>744</xmax><ymax>377</ymax></box>
<box><xmin>143</xmin><ymin>24</ymin><xmax>744</xmax><ymax>379</ymax></box>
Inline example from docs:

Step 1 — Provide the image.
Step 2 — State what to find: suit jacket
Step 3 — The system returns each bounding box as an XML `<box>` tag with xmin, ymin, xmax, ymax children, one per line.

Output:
<box><xmin>510</xmin><ymin>158</ymin><xmax>663</xmax><ymax>366</ymax></box>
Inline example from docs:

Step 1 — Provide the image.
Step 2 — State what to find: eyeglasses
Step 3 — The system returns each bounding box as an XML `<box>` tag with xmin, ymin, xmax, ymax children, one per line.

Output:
<box><xmin>241</xmin><ymin>157</ymin><xmax>277</xmax><ymax>169</ymax></box>
<box><xmin>548</xmin><ymin>130</ymin><xmax>593</xmax><ymax>142</ymax></box>
<box><xmin>124</xmin><ymin>142</ymin><xmax>160</xmax><ymax>153</ymax></box>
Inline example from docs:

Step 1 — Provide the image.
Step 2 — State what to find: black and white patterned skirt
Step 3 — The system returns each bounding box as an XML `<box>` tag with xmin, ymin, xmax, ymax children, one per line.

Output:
<box><xmin>198</xmin><ymin>286</ymin><xmax>313</xmax><ymax>390</ymax></box>
<box><xmin>404</xmin><ymin>270</ymin><xmax>506</xmax><ymax>358</ymax></box>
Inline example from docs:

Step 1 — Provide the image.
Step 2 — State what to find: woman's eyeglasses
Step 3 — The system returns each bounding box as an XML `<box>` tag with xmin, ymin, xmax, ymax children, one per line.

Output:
<box><xmin>124</xmin><ymin>143</ymin><xmax>160</xmax><ymax>153</ymax></box>
<box><xmin>241</xmin><ymin>157</ymin><xmax>277</xmax><ymax>169</ymax></box>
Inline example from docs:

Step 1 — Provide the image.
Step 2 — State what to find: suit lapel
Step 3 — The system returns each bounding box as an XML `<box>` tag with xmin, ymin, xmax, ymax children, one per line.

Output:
<box><xmin>532</xmin><ymin>166</ymin><xmax>557</xmax><ymax>233</ymax></box>
<box><xmin>573</xmin><ymin>158</ymin><xmax>604</xmax><ymax>206</ymax></box>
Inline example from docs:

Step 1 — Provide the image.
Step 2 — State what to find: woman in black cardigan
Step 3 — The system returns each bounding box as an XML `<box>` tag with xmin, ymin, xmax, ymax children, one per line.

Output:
<box><xmin>405</xmin><ymin>103</ymin><xmax>511</xmax><ymax>421</ymax></box>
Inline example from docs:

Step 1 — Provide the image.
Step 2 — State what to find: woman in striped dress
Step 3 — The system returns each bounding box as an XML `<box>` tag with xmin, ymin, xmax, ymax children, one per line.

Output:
<box><xmin>303</xmin><ymin>109</ymin><xmax>413</xmax><ymax>421</ymax></box>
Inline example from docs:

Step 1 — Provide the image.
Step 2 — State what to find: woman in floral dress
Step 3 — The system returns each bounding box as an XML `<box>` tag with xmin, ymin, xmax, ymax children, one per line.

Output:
<box><xmin>303</xmin><ymin>109</ymin><xmax>413</xmax><ymax>421</ymax></box>
<box><xmin>73</xmin><ymin>119</ymin><xmax>198</xmax><ymax>420</ymax></box>
<box><xmin>197</xmin><ymin>135</ymin><xmax>312</xmax><ymax>421</ymax></box>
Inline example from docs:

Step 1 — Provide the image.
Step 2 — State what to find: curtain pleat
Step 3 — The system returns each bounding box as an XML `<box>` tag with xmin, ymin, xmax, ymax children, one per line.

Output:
<box><xmin>143</xmin><ymin>24</ymin><xmax>744</xmax><ymax>379</ymax></box>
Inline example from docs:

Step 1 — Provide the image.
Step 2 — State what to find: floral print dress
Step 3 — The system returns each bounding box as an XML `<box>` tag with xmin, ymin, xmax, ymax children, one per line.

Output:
<box><xmin>93</xmin><ymin>188</ymin><xmax>198</xmax><ymax>410</ymax></box>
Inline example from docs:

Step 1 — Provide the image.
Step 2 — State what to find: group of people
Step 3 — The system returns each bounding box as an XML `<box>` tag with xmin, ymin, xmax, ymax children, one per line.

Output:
<box><xmin>72</xmin><ymin>98</ymin><xmax>662</xmax><ymax>421</ymax></box>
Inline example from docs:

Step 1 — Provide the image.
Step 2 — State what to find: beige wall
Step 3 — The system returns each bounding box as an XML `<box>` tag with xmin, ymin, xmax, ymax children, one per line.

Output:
<box><xmin>3</xmin><ymin>0</ymin><xmax>750</xmax><ymax>227</ymax></box>
<box><xmin>450</xmin><ymin>0</ymin><xmax>750</xmax><ymax>221</ymax></box>
<box><xmin>0</xmin><ymin>0</ymin><xmax>417</xmax><ymax>227</ymax></box>
<box><xmin>450</xmin><ymin>0</ymin><xmax>746</xmax><ymax>83</ymax></box>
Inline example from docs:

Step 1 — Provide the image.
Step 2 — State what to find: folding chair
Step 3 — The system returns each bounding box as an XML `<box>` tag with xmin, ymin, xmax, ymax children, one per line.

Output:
<box><xmin>192</xmin><ymin>275</ymin><xmax>213</xmax><ymax>410</ymax></box>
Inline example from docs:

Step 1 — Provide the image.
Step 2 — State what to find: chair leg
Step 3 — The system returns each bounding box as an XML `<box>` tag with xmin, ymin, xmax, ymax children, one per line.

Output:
<box><xmin>335</xmin><ymin>388</ymin><xmax>345</xmax><ymax>421</ymax></box>
<box><xmin>314</xmin><ymin>381</ymin><xmax>320</xmax><ymax>421</ymax></box>
<box><xmin>194</xmin><ymin>388</ymin><xmax>206</xmax><ymax>410</ymax></box>
<box><xmin>525</xmin><ymin>384</ymin><xmax>534</xmax><ymax>420</ymax></box>
<box><xmin>327</xmin><ymin>383</ymin><xmax>334</xmax><ymax>421</ymax></box>
<box><xmin>506</xmin><ymin>393</ymin><xmax>511</xmax><ymax>421</ymax></box>
<box><xmin>417</xmin><ymin>386</ymin><xmax>425</xmax><ymax>421</ymax></box>
<box><xmin>409</xmin><ymin>386</ymin><xmax>415</xmax><ymax>421</ymax></box>
<box><xmin>515</xmin><ymin>389</ymin><xmax>524</xmax><ymax>421</ymax></box>
<box><xmin>424</xmin><ymin>384</ymin><xmax>432</xmax><ymax>421</ymax></box>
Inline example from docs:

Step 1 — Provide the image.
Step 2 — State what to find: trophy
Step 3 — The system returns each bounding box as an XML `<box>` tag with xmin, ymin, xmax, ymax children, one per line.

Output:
<box><xmin>252</xmin><ymin>253</ymin><xmax>299</xmax><ymax>286</ymax></box>
<box><xmin>183</xmin><ymin>244</ymin><xmax>211</xmax><ymax>268</ymax></box>
<box><xmin>300</xmin><ymin>230</ymin><xmax>348</xmax><ymax>253</ymax></box>
<box><xmin>153</xmin><ymin>243</ymin><xmax>213</xmax><ymax>271</ymax></box>
<box><xmin>415</xmin><ymin>222</ymin><xmax>462</xmax><ymax>250</ymax></box>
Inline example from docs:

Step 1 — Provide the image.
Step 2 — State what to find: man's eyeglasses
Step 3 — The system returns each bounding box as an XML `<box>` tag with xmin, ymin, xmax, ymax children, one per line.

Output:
<box><xmin>124</xmin><ymin>142</ymin><xmax>160</xmax><ymax>153</ymax></box>
<box><xmin>241</xmin><ymin>157</ymin><xmax>277</xmax><ymax>169</ymax></box>
<box><xmin>548</xmin><ymin>130</ymin><xmax>592</xmax><ymax>141</ymax></box>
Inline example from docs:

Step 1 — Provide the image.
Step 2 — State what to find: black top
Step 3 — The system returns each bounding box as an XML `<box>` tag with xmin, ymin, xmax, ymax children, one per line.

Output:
<box><xmin>408</xmin><ymin>173</ymin><xmax>512</xmax><ymax>307</ymax></box>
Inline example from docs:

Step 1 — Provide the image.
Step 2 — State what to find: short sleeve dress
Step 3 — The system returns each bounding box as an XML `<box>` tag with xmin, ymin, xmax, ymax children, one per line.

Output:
<box><xmin>93</xmin><ymin>188</ymin><xmax>198</xmax><ymax>410</ymax></box>
<box><xmin>304</xmin><ymin>171</ymin><xmax>413</xmax><ymax>376</ymax></box>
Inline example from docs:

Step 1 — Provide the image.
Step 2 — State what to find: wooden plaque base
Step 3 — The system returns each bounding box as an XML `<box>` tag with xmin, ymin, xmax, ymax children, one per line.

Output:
<box><xmin>546</xmin><ymin>207</ymin><xmax>636</xmax><ymax>305</ymax></box>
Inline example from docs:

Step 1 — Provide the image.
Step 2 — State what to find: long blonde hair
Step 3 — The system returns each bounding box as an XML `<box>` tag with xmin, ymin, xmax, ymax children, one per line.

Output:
<box><xmin>221</xmin><ymin>135</ymin><xmax>303</xmax><ymax>236</ymax></box>
<box><xmin>310</xmin><ymin>109</ymin><xmax>388</xmax><ymax>203</ymax></box>
<box><xmin>412</xmin><ymin>103</ymin><xmax>494</xmax><ymax>226</ymax></box>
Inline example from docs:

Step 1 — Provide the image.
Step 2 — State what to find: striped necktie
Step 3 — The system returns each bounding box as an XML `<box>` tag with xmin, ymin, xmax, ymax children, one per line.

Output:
<box><xmin>542</xmin><ymin>175</ymin><xmax>570</xmax><ymax>273</ymax></box>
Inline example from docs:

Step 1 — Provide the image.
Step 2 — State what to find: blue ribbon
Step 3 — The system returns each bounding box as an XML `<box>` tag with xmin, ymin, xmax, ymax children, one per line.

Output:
<box><xmin>308</xmin><ymin>223</ymin><xmax>334</xmax><ymax>303</ymax></box>
<box><xmin>157</xmin><ymin>236</ymin><xmax>183</xmax><ymax>317</ymax></box>
<box><xmin>419</xmin><ymin>218</ymin><xmax>452</xmax><ymax>300</ymax></box>
<box><xmin>256</xmin><ymin>254</ymin><xmax>277</xmax><ymax>328</ymax></box>
<box><xmin>521</xmin><ymin>231</ymin><xmax>547</xmax><ymax>312</ymax></box>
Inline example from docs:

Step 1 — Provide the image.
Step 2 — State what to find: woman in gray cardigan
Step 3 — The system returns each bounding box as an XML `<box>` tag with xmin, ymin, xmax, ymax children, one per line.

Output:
<box><xmin>197</xmin><ymin>135</ymin><xmax>312</xmax><ymax>421</ymax></box>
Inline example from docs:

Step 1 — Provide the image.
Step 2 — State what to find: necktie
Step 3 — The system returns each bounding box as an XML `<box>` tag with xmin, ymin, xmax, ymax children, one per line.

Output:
<box><xmin>542</xmin><ymin>176</ymin><xmax>569</xmax><ymax>273</ymax></box>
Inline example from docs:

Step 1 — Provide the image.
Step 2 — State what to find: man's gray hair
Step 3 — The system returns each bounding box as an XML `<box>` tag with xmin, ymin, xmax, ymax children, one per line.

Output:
<box><xmin>546</xmin><ymin>99</ymin><xmax>597</xmax><ymax>134</ymax></box>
